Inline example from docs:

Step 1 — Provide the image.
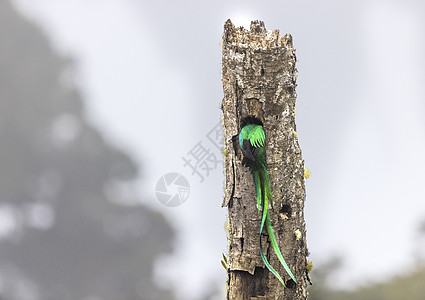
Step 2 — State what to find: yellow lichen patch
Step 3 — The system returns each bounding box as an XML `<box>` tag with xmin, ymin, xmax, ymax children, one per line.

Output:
<box><xmin>294</xmin><ymin>229</ymin><xmax>302</xmax><ymax>240</ymax></box>
<box><xmin>293</xmin><ymin>131</ymin><xmax>297</xmax><ymax>137</ymax></box>
<box><xmin>222</xmin><ymin>146</ymin><xmax>228</xmax><ymax>158</ymax></box>
<box><xmin>304</xmin><ymin>168</ymin><xmax>310</xmax><ymax>180</ymax></box>
<box><xmin>225</xmin><ymin>218</ymin><xmax>231</xmax><ymax>232</ymax></box>
<box><xmin>306</xmin><ymin>260</ymin><xmax>314</xmax><ymax>273</ymax></box>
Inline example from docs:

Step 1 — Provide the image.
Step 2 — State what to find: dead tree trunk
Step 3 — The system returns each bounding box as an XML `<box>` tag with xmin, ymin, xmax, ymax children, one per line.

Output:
<box><xmin>221</xmin><ymin>20</ymin><xmax>308</xmax><ymax>300</ymax></box>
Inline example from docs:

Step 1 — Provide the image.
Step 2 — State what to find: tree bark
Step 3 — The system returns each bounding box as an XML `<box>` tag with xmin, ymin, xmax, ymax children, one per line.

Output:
<box><xmin>221</xmin><ymin>20</ymin><xmax>308</xmax><ymax>300</ymax></box>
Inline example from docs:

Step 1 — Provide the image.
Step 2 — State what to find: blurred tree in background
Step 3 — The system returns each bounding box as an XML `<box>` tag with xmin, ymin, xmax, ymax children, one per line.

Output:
<box><xmin>308</xmin><ymin>242</ymin><xmax>425</xmax><ymax>300</ymax></box>
<box><xmin>0</xmin><ymin>0</ymin><xmax>175</xmax><ymax>299</ymax></box>
<box><xmin>308</xmin><ymin>263</ymin><xmax>425</xmax><ymax>300</ymax></box>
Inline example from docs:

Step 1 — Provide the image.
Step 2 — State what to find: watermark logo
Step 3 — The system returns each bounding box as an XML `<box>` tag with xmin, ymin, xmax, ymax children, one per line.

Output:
<box><xmin>155</xmin><ymin>122</ymin><xmax>223</xmax><ymax>206</ymax></box>
<box><xmin>155</xmin><ymin>173</ymin><xmax>190</xmax><ymax>207</ymax></box>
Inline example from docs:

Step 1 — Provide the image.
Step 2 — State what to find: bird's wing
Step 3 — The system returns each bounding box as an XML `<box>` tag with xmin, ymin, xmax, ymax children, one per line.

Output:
<box><xmin>249</xmin><ymin>126</ymin><xmax>265</xmax><ymax>148</ymax></box>
<box><xmin>242</xmin><ymin>139</ymin><xmax>257</xmax><ymax>166</ymax></box>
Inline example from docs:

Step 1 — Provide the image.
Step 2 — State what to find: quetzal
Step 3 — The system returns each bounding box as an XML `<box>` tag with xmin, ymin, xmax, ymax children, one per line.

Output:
<box><xmin>239</xmin><ymin>118</ymin><xmax>296</xmax><ymax>287</ymax></box>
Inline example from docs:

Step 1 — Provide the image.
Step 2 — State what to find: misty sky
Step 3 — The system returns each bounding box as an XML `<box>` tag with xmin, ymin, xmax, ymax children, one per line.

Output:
<box><xmin>10</xmin><ymin>0</ymin><xmax>425</xmax><ymax>299</ymax></box>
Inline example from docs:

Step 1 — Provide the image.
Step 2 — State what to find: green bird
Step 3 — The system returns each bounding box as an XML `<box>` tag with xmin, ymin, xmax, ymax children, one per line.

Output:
<box><xmin>239</xmin><ymin>117</ymin><xmax>296</xmax><ymax>287</ymax></box>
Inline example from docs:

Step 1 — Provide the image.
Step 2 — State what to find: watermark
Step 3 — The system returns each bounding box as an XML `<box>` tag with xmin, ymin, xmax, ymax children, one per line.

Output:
<box><xmin>182</xmin><ymin>122</ymin><xmax>224</xmax><ymax>182</ymax></box>
<box><xmin>155</xmin><ymin>173</ymin><xmax>190</xmax><ymax>207</ymax></box>
<box><xmin>155</xmin><ymin>122</ymin><xmax>223</xmax><ymax>206</ymax></box>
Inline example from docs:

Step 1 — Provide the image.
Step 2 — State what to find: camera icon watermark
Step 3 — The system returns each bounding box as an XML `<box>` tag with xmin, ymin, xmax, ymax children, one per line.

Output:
<box><xmin>155</xmin><ymin>173</ymin><xmax>190</xmax><ymax>207</ymax></box>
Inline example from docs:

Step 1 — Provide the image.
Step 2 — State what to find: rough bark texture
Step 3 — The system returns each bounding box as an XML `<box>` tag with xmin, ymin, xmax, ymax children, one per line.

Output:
<box><xmin>221</xmin><ymin>20</ymin><xmax>308</xmax><ymax>300</ymax></box>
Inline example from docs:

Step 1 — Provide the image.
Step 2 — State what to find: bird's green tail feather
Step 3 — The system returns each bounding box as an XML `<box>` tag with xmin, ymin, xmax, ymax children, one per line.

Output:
<box><xmin>252</xmin><ymin>171</ymin><xmax>262</xmax><ymax>210</ymax></box>
<box><xmin>253</xmin><ymin>167</ymin><xmax>297</xmax><ymax>285</ymax></box>
<box><xmin>265</xmin><ymin>217</ymin><xmax>297</xmax><ymax>283</ymax></box>
<box><xmin>263</xmin><ymin>169</ymin><xmax>297</xmax><ymax>283</ymax></box>
<box><xmin>253</xmin><ymin>170</ymin><xmax>286</xmax><ymax>286</ymax></box>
